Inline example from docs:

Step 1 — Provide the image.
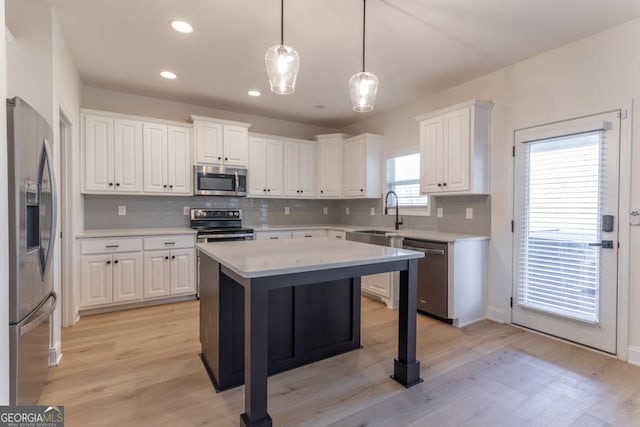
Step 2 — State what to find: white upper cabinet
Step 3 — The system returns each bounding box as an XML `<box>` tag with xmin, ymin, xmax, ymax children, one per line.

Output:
<box><xmin>283</xmin><ymin>139</ymin><xmax>316</xmax><ymax>197</ymax></box>
<box><xmin>84</xmin><ymin>113</ymin><xmax>143</xmax><ymax>193</ymax></box>
<box><xmin>143</xmin><ymin>123</ymin><xmax>192</xmax><ymax>195</ymax></box>
<box><xmin>342</xmin><ymin>134</ymin><xmax>382</xmax><ymax>198</ymax></box>
<box><xmin>192</xmin><ymin>116</ymin><xmax>251</xmax><ymax>167</ymax></box>
<box><xmin>416</xmin><ymin>99</ymin><xmax>492</xmax><ymax>195</ymax></box>
<box><xmin>317</xmin><ymin>134</ymin><xmax>345</xmax><ymax>198</ymax></box>
<box><xmin>248</xmin><ymin>135</ymin><xmax>284</xmax><ymax>197</ymax></box>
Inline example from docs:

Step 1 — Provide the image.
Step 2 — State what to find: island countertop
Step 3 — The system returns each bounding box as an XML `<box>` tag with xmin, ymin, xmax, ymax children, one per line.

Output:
<box><xmin>196</xmin><ymin>237</ymin><xmax>423</xmax><ymax>279</ymax></box>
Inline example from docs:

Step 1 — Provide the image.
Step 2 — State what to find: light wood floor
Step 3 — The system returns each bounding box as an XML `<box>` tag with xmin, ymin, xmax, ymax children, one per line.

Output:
<box><xmin>39</xmin><ymin>299</ymin><xmax>640</xmax><ymax>426</ymax></box>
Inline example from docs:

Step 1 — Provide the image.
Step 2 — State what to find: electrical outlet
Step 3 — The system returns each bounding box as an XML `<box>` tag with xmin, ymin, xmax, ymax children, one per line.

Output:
<box><xmin>346</xmin><ymin>207</ymin><xmax>350</xmax><ymax>215</ymax></box>
<box><xmin>118</xmin><ymin>206</ymin><xmax>126</xmax><ymax>216</ymax></box>
<box><xmin>631</xmin><ymin>209</ymin><xmax>640</xmax><ymax>225</ymax></box>
<box><xmin>370</xmin><ymin>207</ymin><xmax>375</xmax><ymax>216</ymax></box>
<box><xmin>285</xmin><ymin>206</ymin><xmax>290</xmax><ymax>215</ymax></box>
<box><xmin>183</xmin><ymin>206</ymin><xmax>190</xmax><ymax>216</ymax></box>
<box><xmin>437</xmin><ymin>207</ymin><xmax>443</xmax><ymax>218</ymax></box>
<box><xmin>323</xmin><ymin>207</ymin><xmax>328</xmax><ymax>215</ymax></box>
<box><xmin>465</xmin><ymin>208</ymin><xmax>473</xmax><ymax>219</ymax></box>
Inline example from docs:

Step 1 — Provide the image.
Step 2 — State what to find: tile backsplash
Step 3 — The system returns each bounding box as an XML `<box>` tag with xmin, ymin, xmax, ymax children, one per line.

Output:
<box><xmin>337</xmin><ymin>195</ymin><xmax>491</xmax><ymax>235</ymax></box>
<box><xmin>83</xmin><ymin>195</ymin><xmax>341</xmax><ymax>229</ymax></box>
<box><xmin>84</xmin><ymin>194</ymin><xmax>490</xmax><ymax>235</ymax></box>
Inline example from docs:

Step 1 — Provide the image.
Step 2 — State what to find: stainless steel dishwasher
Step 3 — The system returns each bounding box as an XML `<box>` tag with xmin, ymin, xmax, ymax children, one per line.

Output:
<box><xmin>402</xmin><ymin>239</ymin><xmax>450</xmax><ymax>322</ymax></box>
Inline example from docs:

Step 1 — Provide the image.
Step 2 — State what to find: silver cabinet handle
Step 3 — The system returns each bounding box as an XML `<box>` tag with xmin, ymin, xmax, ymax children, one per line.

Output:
<box><xmin>105</xmin><ymin>245</ymin><xmax>119</xmax><ymax>249</ymax></box>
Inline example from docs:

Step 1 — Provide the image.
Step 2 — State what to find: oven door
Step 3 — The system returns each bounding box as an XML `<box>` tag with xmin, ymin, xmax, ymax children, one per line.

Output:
<box><xmin>193</xmin><ymin>165</ymin><xmax>247</xmax><ymax>196</ymax></box>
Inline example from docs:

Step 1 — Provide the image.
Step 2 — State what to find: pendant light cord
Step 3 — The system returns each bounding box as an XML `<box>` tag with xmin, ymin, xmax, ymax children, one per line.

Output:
<box><xmin>362</xmin><ymin>0</ymin><xmax>366</xmax><ymax>72</ymax></box>
<box><xmin>281</xmin><ymin>0</ymin><xmax>284</xmax><ymax>45</ymax></box>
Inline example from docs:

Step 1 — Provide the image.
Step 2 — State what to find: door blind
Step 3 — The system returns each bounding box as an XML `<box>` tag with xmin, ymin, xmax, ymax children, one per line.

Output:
<box><xmin>517</xmin><ymin>131</ymin><xmax>603</xmax><ymax>323</ymax></box>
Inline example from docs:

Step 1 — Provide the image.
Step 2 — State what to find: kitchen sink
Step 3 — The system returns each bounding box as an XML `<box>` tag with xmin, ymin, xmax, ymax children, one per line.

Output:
<box><xmin>345</xmin><ymin>230</ymin><xmax>389</xmax><ymax>246</ymax></box>
<box><xmin>354</xmin><ymin>229</ymin><xmax>389</xmax><ymax>235</ymax></box>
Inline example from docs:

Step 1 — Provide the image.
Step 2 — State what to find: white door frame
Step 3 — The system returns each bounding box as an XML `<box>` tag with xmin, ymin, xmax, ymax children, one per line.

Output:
<box><xmin>59</xmin><ymin>109</ymin><xmax>75</xmax><ymax>328</ymax></box>
<box><xmin>511</xmin><ymin>101</ymin><xmax>632</xmax><ymax>361</ymax></box>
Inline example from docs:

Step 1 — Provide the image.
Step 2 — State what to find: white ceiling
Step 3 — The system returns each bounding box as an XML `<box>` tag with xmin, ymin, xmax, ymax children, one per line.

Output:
<box><xmin>39</xmin><ymin>0</ymin><xmax>640</xmax><ymax>128</ymax></box>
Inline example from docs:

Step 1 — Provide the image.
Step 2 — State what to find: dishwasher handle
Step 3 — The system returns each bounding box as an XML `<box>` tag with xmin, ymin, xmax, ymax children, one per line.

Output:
<box><xmin>403</xmin><ymin>245</ymin><xmax>445</xmax><ymax>256</ymax></box>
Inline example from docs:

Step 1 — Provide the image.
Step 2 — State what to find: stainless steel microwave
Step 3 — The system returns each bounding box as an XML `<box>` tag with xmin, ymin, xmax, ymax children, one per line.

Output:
<box><xmin>193</xmin><ymin>165</ymin><xmax>247</xmax><ymax>196</ymax></box>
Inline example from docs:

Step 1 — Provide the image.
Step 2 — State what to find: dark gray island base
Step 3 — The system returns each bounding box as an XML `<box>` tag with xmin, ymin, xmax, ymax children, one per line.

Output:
<box><xmin>197</xmin><ymin>239</ymin><xmax>423</xmax><ymax>427</ymax></box>
<box><xmin>199</xmin><ymin>254</ymin><xmax>363</xmax><ymax>392</ymax></box>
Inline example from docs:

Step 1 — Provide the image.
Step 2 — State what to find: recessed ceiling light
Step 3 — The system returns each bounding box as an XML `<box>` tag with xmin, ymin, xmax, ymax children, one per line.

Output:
<box><xmin>170</xmin><ymin>20</ymin><xmax>193</xmax><ymax>34</ymax></box>
<box><xmin>160</xmin><ymin>71</ymin><xmax>177</xmax><ymax>80</ymax></box>
<box><xmin>248</xmin><ymin>90</ymin><xmax>261</xmax><ymax>97</ymax></box>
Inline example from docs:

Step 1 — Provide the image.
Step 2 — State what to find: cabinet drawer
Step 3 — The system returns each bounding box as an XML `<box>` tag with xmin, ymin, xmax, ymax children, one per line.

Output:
<box><xmin>81</xmin><ymin>238</ymin><xmax>143</xmax><ymax>255</ymax></box>
<box><xmin>328</xmin><ymin>230</ymin><xmax>346</xmax><ymax>240</ymax></box>
<box><xmin>143</xmin><ymin>235</ymin><xmax>195</xmax><ymax>251</ymax></box>
<box><xmin>254</xmin><ymin>231</ymin><xmax>292</xmax><ymax>240</ymax></box>
<box><xmin>292</xmin><ymin>229</ymin><xmax>327</xmax><ymax>239</ymax></box>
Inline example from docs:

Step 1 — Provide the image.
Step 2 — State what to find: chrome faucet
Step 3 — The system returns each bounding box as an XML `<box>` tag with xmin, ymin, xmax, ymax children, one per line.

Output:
<box><xmin>384</xmin><ymin>190</ymin><xmax>403</xmax><ymax>230</ymax></box>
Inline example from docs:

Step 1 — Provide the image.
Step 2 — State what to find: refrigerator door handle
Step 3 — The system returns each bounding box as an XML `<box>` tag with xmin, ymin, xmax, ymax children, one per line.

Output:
<box><xmin>37</xmin><ymin>138</ymin><xmax>57</xmax><ymax>280</ymax></box>
<box><xmin>19</xmin><ymin>293</ymin><xmax>57</xmax><ymax>337</ymax></box>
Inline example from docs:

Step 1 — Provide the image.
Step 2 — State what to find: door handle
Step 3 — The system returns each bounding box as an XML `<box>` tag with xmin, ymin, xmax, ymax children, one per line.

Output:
<box><xmin>20</xmin><ymin>293</ymin><xmax>57</xmax><ymax>336</ymax></box>
<box><xmin>588</xmin><ymin>240</ymin><xmax>614</xmax><ymax>249</ymax></box>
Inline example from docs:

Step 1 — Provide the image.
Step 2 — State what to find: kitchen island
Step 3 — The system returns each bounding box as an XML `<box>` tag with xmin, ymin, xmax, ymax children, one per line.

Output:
<box><xmin>197</xmin><ymin>238</ymin><xmax>424</xmax><ymax>427</ymax></box>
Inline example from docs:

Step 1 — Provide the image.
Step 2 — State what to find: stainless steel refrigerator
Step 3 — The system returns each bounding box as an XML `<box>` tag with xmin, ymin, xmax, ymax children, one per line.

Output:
<box><xmin>7</xmin><ymin>97</ymin><xmax>57</xmax><ymax>405</ymax></box>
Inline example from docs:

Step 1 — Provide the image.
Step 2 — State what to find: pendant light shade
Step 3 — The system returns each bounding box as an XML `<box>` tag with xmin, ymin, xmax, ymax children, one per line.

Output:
<box><xmin>265</xmin><ymin>0</ymin><xmax>300</xmax><ymax>95</ymax></box>
<box><xmin>350</xmin><ymin>0</ymin><xmax>378</xmax><ymax>112</ymax></box>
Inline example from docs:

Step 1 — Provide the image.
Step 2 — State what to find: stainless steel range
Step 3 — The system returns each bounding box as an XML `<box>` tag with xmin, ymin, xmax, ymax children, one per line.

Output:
<box><xmin>191</xmin><ymin>208</ymin><xmax>254</xmax><ymax>294</ymax></box>
<box><xmin>191</xmin><ymin>208</ymin><xmax>254</xmax><ymax>243</ymax></box>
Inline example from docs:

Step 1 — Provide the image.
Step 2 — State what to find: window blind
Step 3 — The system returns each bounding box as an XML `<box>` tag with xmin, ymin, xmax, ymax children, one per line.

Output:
<box><xmin>386</xmin><ymin>153</ymin><xmax>428</xmax><ymax>207</ymax></box>
<box><xmin>517</xmin><ymin>131</ymin><xmax>602</xmax><ymax>323</ymax></box>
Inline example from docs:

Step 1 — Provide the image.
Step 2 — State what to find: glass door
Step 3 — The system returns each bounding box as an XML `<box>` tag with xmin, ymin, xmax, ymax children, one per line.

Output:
<box><xmin>513</xmin><ymin>111</ymin><xmax>620</xmax><ymax>354</ymax></box>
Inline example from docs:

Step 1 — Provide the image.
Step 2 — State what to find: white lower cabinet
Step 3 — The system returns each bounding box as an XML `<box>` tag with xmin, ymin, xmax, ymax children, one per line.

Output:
<box><xmin>362</xmin><ymin>273</ymin><xmax>391</xmax><ymax>299</ymax></box>
<box><xmin>80</xmin><ymin>252</ymin><xmax>143</xmax><ymax>308</ymax></box>
<box><xmin>79</xmin><ymin>233</ymin><xmax>195</xmax><ymax>310</ymax></box>
<box><xmin>327</xmin><ymin>230</ymin><xmax>346</xmax><ymax>240</ymax></box>
<box><xmin>144</xmin><ymin>249</ymin><xmax>195</xmax><ymax>298</ymax></box>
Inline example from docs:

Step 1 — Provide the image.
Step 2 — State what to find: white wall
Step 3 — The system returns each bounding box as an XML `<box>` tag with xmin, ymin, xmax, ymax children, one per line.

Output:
<box><xmin>1</xmin><ymin>0</ymin><xmax>10</xmax><ymax>406</ymax></box>
<box><xmin>5</xmin><ymin>0</ymin><xmax>83</xmax><ymax>365</ymax></box>
<box><xmin>82</xmin><ymin>86</ymin><xmax>338</xmax><ymax>140</ymax></box>
<box><xmin>342</xmin><ymin>19</ymin><xmax>640</xmax><ymax>358</ymax></box>
<box><xmin>50</xmin><ymin>10</ymin><xmax>82</xmax><ymax>357</ymax></box>
<box><xmin>6</xmin><ymin>0</ymin><xmax>52</xmax><ymax>126</ymax></box>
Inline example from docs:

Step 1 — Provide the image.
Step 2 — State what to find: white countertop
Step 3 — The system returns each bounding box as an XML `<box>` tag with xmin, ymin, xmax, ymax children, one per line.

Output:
<box><xmin>77</xmin><ymin>227</ymin><xmax>196</xmax><ymax>239</ymax></box>
<box><xmin>197</xmin><ymin>237</ymin><xmax>424</xmax><ymax>279</ymax></box>
<box><xmin>250</xmin><ymin>224</ymin><xmax>487</xmax><ymax>242</ymax></box>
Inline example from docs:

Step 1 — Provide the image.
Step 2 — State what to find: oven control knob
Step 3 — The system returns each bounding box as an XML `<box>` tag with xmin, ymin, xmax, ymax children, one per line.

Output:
<box><xmin>234</xmin><ymin>212</ymin><xmax>239</xmax><ymax>217</ymax></box>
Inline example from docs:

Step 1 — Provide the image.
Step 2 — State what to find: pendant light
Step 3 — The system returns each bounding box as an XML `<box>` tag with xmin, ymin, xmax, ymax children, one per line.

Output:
<box><xmin>349</xmin><ymin>0</ymin><xmax>378</xmax><ymax>112</ymax></box>
<box><xmin>265</xmin><ymin>0</ymin><xmax>300</xmax><ymax>95</ymax></box>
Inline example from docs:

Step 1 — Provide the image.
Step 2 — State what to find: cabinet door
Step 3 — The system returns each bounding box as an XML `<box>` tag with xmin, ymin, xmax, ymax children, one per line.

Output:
<box><xmin>84</xmin><ymin>114</ymin><xmax>114</xmax><ymax>192</ymax></box>
<box><xmin>144</xmin><ymin>251</ymin><xmax>171</xmax><ymax>298</ymax></box>
<box><xmin>248</xmin><ymin>136</ymin><xmax>267</xmax><ymax>196</ymax></box>
<box><xmin>195</xmin><ymin>121</ymin><xmax>223</xmax><ymax>164</ymax></box>
<box><xmin>343</xmin><ymin>137</ymin><xmax>365</xmax><ymax>196</ymax></box>
<box><xmin>170</xmin><ymin>249</ymin><xmax>195</xmax><ymax>294</ymax></box>
<box><xmin>143</xmin><ymin>123</ymin><xmax>168</xmax><ymax>193</ymax></box>
<box><xmin>283</xmin><ymin>141</ymin><xmax>300</xmax><ymax>197</ymax></box>
<box><xmin>80</xmin><ymin>254</ymin><xmax>113</xmax><ymax>307</ymax></box>
<box><xmin>223</xmin><ymin>125</ymin><xmax>249</xmax><ymax>166</ymax></box>
<box><xmin>442</xmin><ymin>108</ymin><xmax>470</xmax><ymax>192</ymax></box>
<box><xmin>167</xmin><ymin>126</ymin><xmax>192</xmax><ymax>194</ymax></box>
<box><xmin>113</xmin><ymin>118</ymin><xmax>143</xmax><ymax>193</ymax></box>
<box><xmin>419</xmin><ymin>117</ymin><xmax>443</xmax><ymax>193</ymax></box>
<box><xmin>266</xmin><ymin>138</ymin><xmax>284</xmax><ymax>195</ymax></box>
<box><xmin>298</xmin><ymin>141</ymin><xmax>316</xmax><ymax>197</ymax></box>
<box><xmin>317</xmin><ymin>137</ymin><xmax>342</xmax><ymax>198</ymax></box>
<box><xmin>112</xmin><ymin>252</ymin><xmax>143</xmax><ymax>303</ymax></box>
<box><xmin>254</xmin><ymin>231</ymin><xmax>292</xmax><ymax>240</ymax></box>
<box><xmin>362</xmin><ymin>273</ymin><xmax>391</xmax><ymax>298</ymax></box>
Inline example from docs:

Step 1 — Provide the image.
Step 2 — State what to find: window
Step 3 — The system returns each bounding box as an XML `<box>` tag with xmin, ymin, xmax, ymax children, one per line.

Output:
<box><xmin>385</xmin><ymin>152</ymin><xmax>428</xmax><ymax>212</ymax></box>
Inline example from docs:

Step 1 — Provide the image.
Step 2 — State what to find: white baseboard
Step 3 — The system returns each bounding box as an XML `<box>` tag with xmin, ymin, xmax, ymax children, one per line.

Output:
<box><xmin>486</xmin><ymin>306</ymin><xmax>506</xmax><ymax>324</ymax></box>
<box><xmin>48</xmin><ymin>342</ymin><xmax>62</xmax><ymax>367</ymax></box>
<box><xmin>628</xmin><ymin>346</ymin><xmax>640</xmax><ymax>367</ymax></box>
